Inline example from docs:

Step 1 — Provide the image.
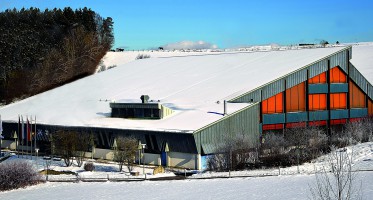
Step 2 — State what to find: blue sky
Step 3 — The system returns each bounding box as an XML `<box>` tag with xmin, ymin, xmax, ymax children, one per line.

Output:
<box><xmin>1</xmin><ymin>0</ymin><xmax>373</xmax><ymax>50</ymax></box>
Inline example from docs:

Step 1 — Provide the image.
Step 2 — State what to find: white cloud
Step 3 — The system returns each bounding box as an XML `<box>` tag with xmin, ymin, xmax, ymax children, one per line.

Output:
<box><xmin>161</xmin><ymin>41</ymin><xmax>218</xmax><ymax>50</ymax></box>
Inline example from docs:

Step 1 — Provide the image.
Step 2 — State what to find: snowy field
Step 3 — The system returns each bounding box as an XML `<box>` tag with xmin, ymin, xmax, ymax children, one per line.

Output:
<box><xmin>1</xmin><ymin>142</ymin><xmax>373</xmax><ymax>199</ymax></box>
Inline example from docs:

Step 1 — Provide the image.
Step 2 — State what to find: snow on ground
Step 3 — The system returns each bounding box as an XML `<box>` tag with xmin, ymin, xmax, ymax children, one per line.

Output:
<box><xmin>1</xmin><ymin>142</ymin><xmax>373</xmax><ymax>199</ymax></box>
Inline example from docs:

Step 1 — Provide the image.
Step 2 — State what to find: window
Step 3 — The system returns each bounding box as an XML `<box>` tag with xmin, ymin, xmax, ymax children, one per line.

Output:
<box><xmin>330</xmin><ymin>93</ymin><xmax>347</xmax><ymax>109</ymax></box>
<box><xmin>309</xmin><ymin>72</ymin><xmax>327</xmax><ymax>84</ymax></box>
<box><xmin>330</xmin><ymin>67</ymin><xmax>346</xmax><ymax>83</ymax></box>
<box><xmin>349</xmin><ymin>81</ymin><xmax>366</xmax><ymax>108</ymax></box>
<box><xmin>308</xmin><ymin>94</ymin><xmax>327</xmax><ymax>111</ymax></box>
<box><xmin>286</xmin><ymin>82</ymin><xmax>305</xmax><ymax>112</ymax></box>
<box><xmin>262</xmin><ymin>93</ymin><xmax>283</xmax><ymax>114</ymax></box>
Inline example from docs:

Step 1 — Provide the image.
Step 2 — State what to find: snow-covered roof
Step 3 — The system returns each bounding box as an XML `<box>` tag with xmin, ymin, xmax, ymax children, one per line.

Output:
<box><xmin>0</xmin><ymin>45</ymin><xmax>359</xmax><ymax>132</ymax></box>
<box><xmin>350</xmin><ymin>43</ymin><xmax>373</xmax><ymax>83</ymax></box>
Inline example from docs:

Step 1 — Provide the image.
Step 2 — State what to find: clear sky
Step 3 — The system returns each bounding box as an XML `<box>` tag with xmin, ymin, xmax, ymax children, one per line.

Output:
<box><xmin>1</xmin><ymin>0</ymin><xmax>373</xmax><ymax>50</ymax></box>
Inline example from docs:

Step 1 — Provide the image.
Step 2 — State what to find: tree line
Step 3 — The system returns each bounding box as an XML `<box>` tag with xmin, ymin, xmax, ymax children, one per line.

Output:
<box><xmin>0</xmin><ymin>7</ymin><xmax>114</xmax><ymax>104</ymax></box>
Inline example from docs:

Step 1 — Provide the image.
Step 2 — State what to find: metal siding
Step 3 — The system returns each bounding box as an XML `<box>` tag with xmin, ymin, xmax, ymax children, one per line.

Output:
<box><xmin>309</xmin><ymin>111</ymin><xmax>329</xmax><ymax>121</ymax></box>
<box><xmin>231</xmin><ymin>89</ymin><xmax>261</xmax><ymax>103</ymax></box>
<box><xmin>262</xmin><ymin>79</ymin><xmax>285</xmax><ymax>100</ymax></box>
<box><xmin>286</xmin><ymin>112</ymin><xmax>308</xmax><ymax>123</ymax></box>
<box><xmin>194</xmin><ymin>103</ymin><xmax>260</xmax><ymax>154</ymax></box>
<box><xmin>330</xmin><ymin>83</ymin><xmax>349</xmax><ymax>93</ymax></box>
<box><xmin>262</xmin><ymin>113</ymin><xmax>286</xmax><ymax>124</ymax></box>
<box><xmin>286</xmin><ymin>69</ymin><xmax>307</xmax><ymax>89</ymax></box>
<box><xmin>369</xmin><ymin>84</ymin><xmax>373</xmax><ymax>100</ymax></box>
<box><xmin>350</xmin><ymin>108</ymin><xmax>368</xmax><ymax>118</ymax></box>
<box><xmin>349</xmin><ymin>64</ymin><xmax>368</xmax><ymax>93</ymax></box>
<box><xmin>330</xmin><ymin>110</ymin><xmax>349</xmax><ymax>119</ymax></box>
<box><xmin>309</xmin><ymin>84</ymin><xmax>329</xmax><ymax>94</ymax></box>
<box><xmin>330</xmin><ymin>51</ymin><xmax>348</xmax><ymax>73</ymax></box>
<box><xmin>308</xmin><ymin>60</ymin><xmax>328</xmax><ymax>78</ymax></box>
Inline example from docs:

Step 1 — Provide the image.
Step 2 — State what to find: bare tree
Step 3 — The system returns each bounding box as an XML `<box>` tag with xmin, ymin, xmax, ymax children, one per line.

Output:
<box><xmin>310</xmin><ymin>147</ymin><xmax>362</xmax><ymax>200</ymax></box>
<box><xmin>113</xmin><ymin>137</ymin><xmax>138</xmax><ymax>172</ymax></box>
<box><xmin>74</xmin><ymin>132</ymin><xmax>91</xmax><ymax>167</ymax></box>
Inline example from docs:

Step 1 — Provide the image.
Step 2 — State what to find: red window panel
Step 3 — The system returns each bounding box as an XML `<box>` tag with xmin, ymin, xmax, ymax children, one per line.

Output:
<box><xmin>286</xmin><ymin>82</ymin><xmax>306</xmax><ymax>112</ymax></box>
<box><xmin>330</xmin><ymin>93</ymin><xmax>347</xmax><ymax>110</ymax></box>
<box><xmin>309</xmin><ymin>94</ymin><xmax>327</xmax><ymax>111</ymax></box>
<box><xmin>309</xmin><ymin>72</ymin><xmax>327</xmax><ymax>84</ymax></box>
<box><xmin>330</xmin><ymin>119</ymin><xmax>347</xmax><ymax>125</ymax></box>
<box><xmin>349</xmin><ymin>118</ymin><xmax>364</xmax><ymax>123</ymax></box>
<box><xmin>330</xmin><ymin>67</ymin><xmax>347</xmax><ymax>83</ymax></box>
<box><xmin>309</xmin><ymin>120</ymin><xmax>327</xmax><ymax>127</ymax></box>
<box><xmin>262</xmin><ymin>93</ymin><xmax>283</xmax><ymax>114</ymax></box>
<box><xmin>285</xmin><ymin>122</ymin><xmax>306</xmax><ymax>128</ymax></box>
<box><xmin>262</xmin><ymin>124</ymin><xmax>284</xmax><ymax>131</ymax></box>
<box><xmin>349</xmin><ymin>81</ymin><xmax>366</xmax><ymax>108</ymax></box>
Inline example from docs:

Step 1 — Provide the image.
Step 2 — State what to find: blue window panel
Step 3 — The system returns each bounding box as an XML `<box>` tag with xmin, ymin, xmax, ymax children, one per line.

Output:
<box><xmin>309</xmin><ymin>111</ymin><xmax>329</xmax><ymax>121</ymax></box>
<box><xmin>350</xmin><ymin>108</ymin><xmax>368</xmax><ymax>118</ymax></box>
<box><xmin>286</xmin><ymin>112</ymin><xmax>308</xmax><ymax>123</ymax></box>
<box><xmin>309</xmin><ymin>84</ymin><xmax>328</xmax><ymax>94</ymax></box>
<box><xmin>263</xmin><ymin>113</ymin><xmax>285</xmax><ymax>125</ymax></box>
<box><xmin>330</xmin><ymin>109</ymin><xmax>349</xmax><ymax>119</ymax></box>
<box><xmin>330</xmin><ymin>83</ymin><xmax>348</xmax><ymax>93</ymax></box>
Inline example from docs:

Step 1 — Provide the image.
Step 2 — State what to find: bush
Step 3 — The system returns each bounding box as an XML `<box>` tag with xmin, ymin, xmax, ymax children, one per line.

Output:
<box><xmin>0</xmin><ymin>160</ymin><xmax>42</xmax><ymax>191</ymax></box>
<box><xmin>84</xmin><ymin>162</ymin><xmax>95</xmax><ymax>171</ymax></box>
<box><xmin>136</xmin><ymin>54</ymin><xmax>151</xmax><ymax>60</ymax></box>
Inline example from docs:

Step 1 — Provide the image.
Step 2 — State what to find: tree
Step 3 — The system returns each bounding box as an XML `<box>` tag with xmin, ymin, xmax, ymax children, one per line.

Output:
<box><xmin>320</xmin><ymin>40</ymin><xmax>329</xmax><ymax>47</ymax></box>
<box><xmin>310</xmin><ymin>147</ymin><xmax>362</xmax><ymax>200</ymax></box>
<box><xmin>113</xmin><ymin>137</ymin><xmax>138</xmax><ymax>172</ymax></box>
<box><xmin>51</xmin><ymin>130</ymin><xmax>77</xmax><ymax>167</ymax></box>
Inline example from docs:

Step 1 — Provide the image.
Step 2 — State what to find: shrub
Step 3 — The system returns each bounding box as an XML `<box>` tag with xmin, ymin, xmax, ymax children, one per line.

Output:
<box><xmin>136</xmin><ymin>54</ymin><xmax>151</xmax><ymax>60</ymax></box>
<box><xmin>0</xmin><ymin>160</ymin><xmax>42</xmax><ymax>191</ymax></box>
<box><xmin>84</xmin><ymin>162</ymin><xmax>95</xmax><ymax>171</ymax></box>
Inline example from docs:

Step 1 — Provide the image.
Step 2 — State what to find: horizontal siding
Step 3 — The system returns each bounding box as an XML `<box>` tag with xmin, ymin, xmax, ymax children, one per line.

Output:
<box><xmin>286</xmin><ymin>112</ymin><xmax>308</xmax><ymax>123</ymax></box>
<box><xmin>330</xmin><ymin>109</ymin><xmax>349</xmax><ymax>119</ymax></box>
<box><xmin>309</xmin><ymin>110</ymin><xmax>329</xmax><ymax>121</ymax></box>
<box><xmin>308</xmin><ymin>60</ymin><xmax>328</xmax><ymax>78</ymax></box>
<box><xmin>330</xmin><ymin>83</ymin><xmax>348</xmax><ymax>93</ymax></box>
<box><xmin>262</xmin><ymin>79</ymin><xmax>284</xmax><ymax>100</ymax></box>
<box><xmin>309</xmin><ymin>84</ymin><xmax>328</xmax><ymax>94</ymax></box>
<box><xmin>194</xmin><ymin>103</ymin><xmax>260</xmax><ymax>154</ymax></box>
<box><xmin>286</xmin><ymin>69</ymin><xmax>307</xmax><ymax>89</ymax></box>
<box><xmin>350</xmin><ymin>108</ymin><xmax>368</xmax><ymax>118</ymax></box>
<box><xmin>349</xmin><ymin>63</ymin><xmax>368</xmax><ymax>93</ymax></box>
<box><xmin>263</xmin><ymin>113</ymin><xmax>286</xmax><ymax>124</ymax></box>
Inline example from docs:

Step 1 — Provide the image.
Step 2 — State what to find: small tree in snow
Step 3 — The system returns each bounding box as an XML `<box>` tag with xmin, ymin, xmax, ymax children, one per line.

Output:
<box><xmin>113</xmin><ymin>137</ymin><xmax>138</xmax><ymax>172</ymax></box>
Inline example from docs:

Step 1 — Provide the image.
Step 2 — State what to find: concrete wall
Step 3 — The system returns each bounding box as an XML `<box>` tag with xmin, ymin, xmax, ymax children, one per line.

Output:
<box><xmin>169</xmin><ymin>152</ymin><xmax>199</xmax><ymax>169</ymax></box>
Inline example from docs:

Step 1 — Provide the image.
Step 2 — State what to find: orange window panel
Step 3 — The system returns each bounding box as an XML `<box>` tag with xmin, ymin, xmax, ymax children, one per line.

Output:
<box><xmin>262</xmin><ymin>93</ymin><xmax>283</xmax><ymax>114</ymax></box>
<box><xmin>309</xmin><ymin>94</ymin><xmax>327</xmax><ymax>111</ymax></box>
<box><xmin>286</xmin><ymin>82</ymin><xmax>305</xmax><ymax>112</ymax></box>
<box><xmin>309</xmin><ymin>120</ymin><xmax>327</xmax><ymax>127</ymax></box>
<box><xmin>330</xmin><ymin>119</ymin><xmax>347</xmax><ymax>125</ymax></box>
<box><xmin>330</xmin><ymin>67</ymin><xmax>347</xmax><ymax>83</ymax></box>
<box><xmin>309</xmin><ymin>72</ymin><xmax>327</xmax><ymax>84</ymax></box>
<box><xmin>369</xmin><ymin>99</ymin><xmax>373</xmax><ymax>116</ymax></box>
<box><xmin>349</xmin><ymin>81</ymin><xmax>366</xmax><ymax>108</ymax></box>
<box><xmin>263</xmin><ymin>124</ymin><xmax>284</xmax><ymax>131</ymax></box>
<box><xmin>330</xmin><ymin>93</ymin><xmax>347</xmax><ymax>109</ymax></box>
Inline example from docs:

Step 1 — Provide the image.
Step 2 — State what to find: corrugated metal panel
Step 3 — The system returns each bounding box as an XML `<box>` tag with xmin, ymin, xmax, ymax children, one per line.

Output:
<box><xmin>308</xmin><ymin>60</ymin><xmax>328</xmax><ymax>78</ymax></box>
<box><xmin>231</xmin><ymin>89</ymin><xmax>261</xmax><ymax>103</ymax></box>
<box><xmin>309</xmin><ymin>111</ymin><xmax>329</xmax><ymax>121</ymax></box>
<box><xmin>349</xmin><ymin>64</ymin><xmax>368</xmax><ymax>93</ymax></box>
<box><xmin>309</xmin><ymin>84</ymin><xmax>328</xmax><ymax>94</ymax></box>
<box><xmin>369</xmin><ymin>84</ymin><xmax>373</xmax><ymax>100</ymax></box>
<box><xmin>286</xmin><ymin>112</ymin><xmax>308</xmax><ymax>123</ymax></box>
<box><xmin>263</xmin><ymin>113</ymin><xmax>286</xmax><ymax>124</ymax></box>
<box><xmin>330</xmin><ymin>110</ymin><xmax>349</xmax><ymax>119</ymax></box>
<box><xmin>262</xmin><ymin>79</ymin><xmax>284</xmax><ymax>100</ymax></box>
<box><xmin>330</xmin><ymin>50</ymin><xmax>348</xmax><ymax>73</ymax></box>
<box><xmin>348</xmin><ymin>46</ymin><xmax>352</xmax><ymax>60</ymax></box>
<box><xmin>330</xmin><ymin>83</ymin><xmax>348</xmax><ymax>93</ymax></box>
<box><xmin>350</xmin><ymin>108</ymin><xmax>368</xmax><ymax>118</ymax></box>
<box><xmin>193</xmin><ymin>103</ymin><xmax>260</xmax><ymax>154</ymax></box>
<box><xmin>286</xmin><ymin>69</ymin><xmax>307</xmax><ymax>89</ymax></box>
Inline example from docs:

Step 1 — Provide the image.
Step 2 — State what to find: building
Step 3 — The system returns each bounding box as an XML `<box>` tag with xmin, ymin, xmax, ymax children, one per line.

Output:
<box><xmin>1</xmin><ymin>43</ymin><xmax>373</xmax><ymax>169</ymax></box>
